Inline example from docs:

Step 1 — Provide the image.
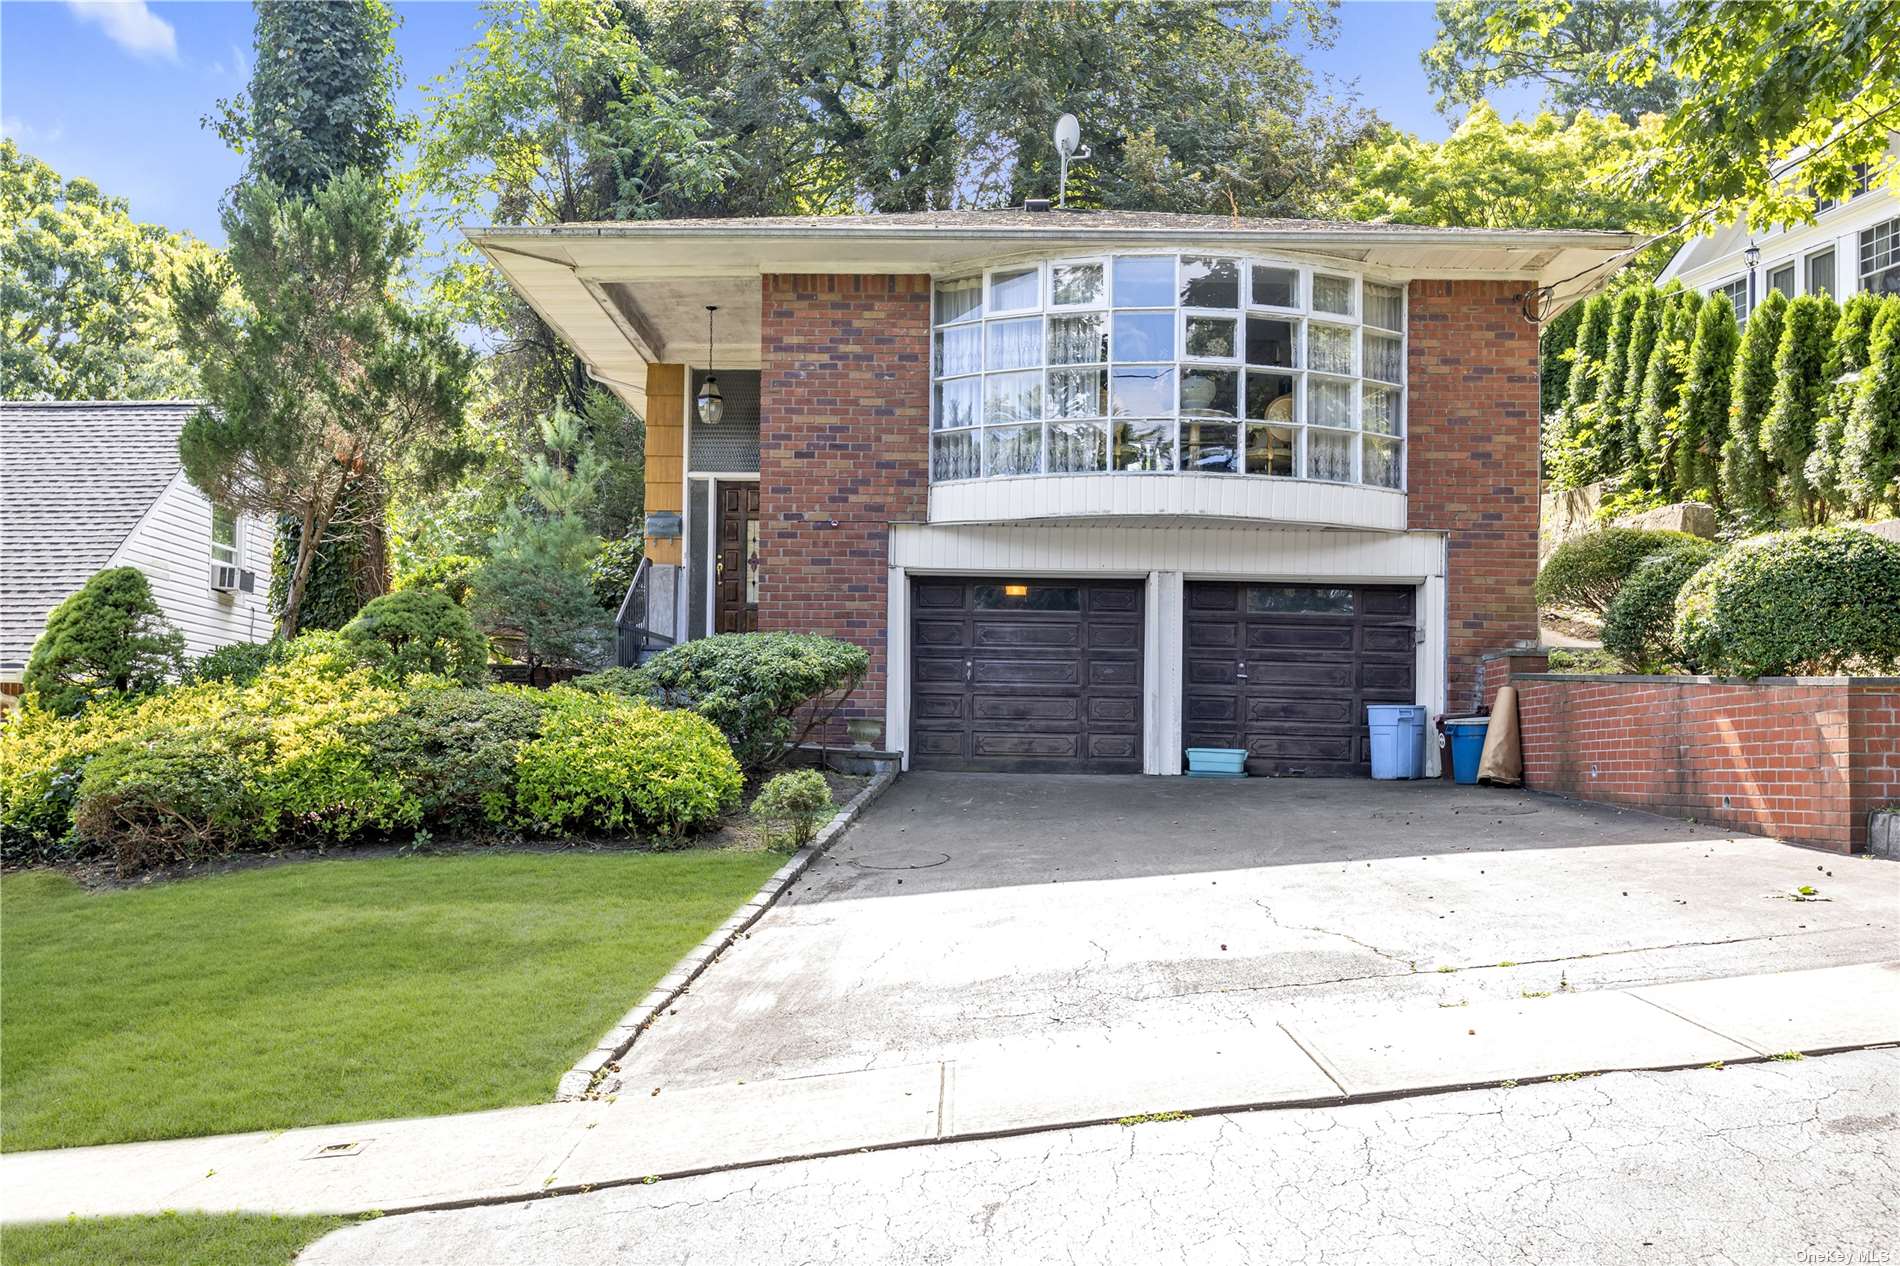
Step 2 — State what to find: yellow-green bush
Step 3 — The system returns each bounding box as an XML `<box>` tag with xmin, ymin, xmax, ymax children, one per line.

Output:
<box><xmin>512</xmin><ymin>686</ymin><xmax>741</xmax><ymax>841</ymax></box>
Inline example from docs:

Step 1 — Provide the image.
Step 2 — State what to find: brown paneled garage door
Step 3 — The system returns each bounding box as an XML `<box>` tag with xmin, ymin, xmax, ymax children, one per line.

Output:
<box><xmin>1183</xmin><ymin>582</ymin><xmax>1416</xmax><ymax>777</ymax></box>
<box><xmin>910</xmin><ymin>578</ymin><xmax>1144</xmax><ymax>773</ymax></box>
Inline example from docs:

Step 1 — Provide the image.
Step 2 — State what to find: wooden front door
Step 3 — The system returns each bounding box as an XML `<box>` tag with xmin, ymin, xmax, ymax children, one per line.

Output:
<box><xmin>714</xmin><ymin>482</ymin><xmax>761</xmax><ymax>633</ymax></box>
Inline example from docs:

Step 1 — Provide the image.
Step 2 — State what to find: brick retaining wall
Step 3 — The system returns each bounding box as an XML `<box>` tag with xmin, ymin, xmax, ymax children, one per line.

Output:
<box><xmin>1511</xmin><ymin>674</ymin><xmax>1900</xmax><ymax>852</ymax></box>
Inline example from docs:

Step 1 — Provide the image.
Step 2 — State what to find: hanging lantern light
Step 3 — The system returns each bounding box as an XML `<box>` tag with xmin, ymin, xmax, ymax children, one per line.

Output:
<box><xmin>696</xmin><ymin>305</ymin><xmax>724</xmax><ymax>426</ymax></box>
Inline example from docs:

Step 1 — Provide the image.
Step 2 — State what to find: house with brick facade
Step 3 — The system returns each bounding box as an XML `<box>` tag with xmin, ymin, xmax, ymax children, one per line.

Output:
<box><xmin>470</xmin><ymin>210</ymin><xmax>1638</xmax><ymax>777</ymax></box>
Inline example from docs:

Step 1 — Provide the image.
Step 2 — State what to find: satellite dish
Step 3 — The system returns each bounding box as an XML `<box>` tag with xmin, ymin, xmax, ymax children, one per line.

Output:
<box><xmin>1054</xmin><ymin>113</ymin><xmax>1082</xmax><ymax>159</ymax></box>
<box><xmin>1053</xmin><ymin>114</ymin><xmax>1089</xmax><ymax>208</ymax></box>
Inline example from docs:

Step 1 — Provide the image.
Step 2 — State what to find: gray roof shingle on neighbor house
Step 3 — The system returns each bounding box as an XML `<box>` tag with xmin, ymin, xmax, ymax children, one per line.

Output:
<box><xmin>0</xmin><ymin>400</ymin><xmax>200</xmax><ymax>667</ymax></box>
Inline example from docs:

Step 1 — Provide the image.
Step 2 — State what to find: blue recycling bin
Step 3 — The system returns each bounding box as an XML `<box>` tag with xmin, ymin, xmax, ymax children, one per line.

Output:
<box><xmin>1444</xmin><ymin>716</ymin><xmax>1490</xmax><ymax>785</ymax></box>
<box><xmin>1367</xmin><ymin>705</ymin><xmax>1427</xmax><ymax>779</ymax></box>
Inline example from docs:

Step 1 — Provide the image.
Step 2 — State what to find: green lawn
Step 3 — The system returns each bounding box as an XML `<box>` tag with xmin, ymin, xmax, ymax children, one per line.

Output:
<box><xmin>1</xmin><ymin>849</ymin><xmax>781</xmax><ymax>1152</ymax></box>
<box><xmin>1</xmin><ymin>1212</ymin><xmax>348</xmax><ymax>1266</ymax></box>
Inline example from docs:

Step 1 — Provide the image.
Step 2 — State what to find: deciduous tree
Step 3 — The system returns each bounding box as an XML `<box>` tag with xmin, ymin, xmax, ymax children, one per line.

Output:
<box><xmin>1421</xmin><ymin>0</ymin><xmax>1681</xmax><ymax>122</ymax></box>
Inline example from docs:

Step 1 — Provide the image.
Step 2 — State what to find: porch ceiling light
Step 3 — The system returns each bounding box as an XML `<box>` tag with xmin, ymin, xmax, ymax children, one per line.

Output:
<box><xmin>696</xmin><ymin>304</ymin><xmax>724</xmax><ymax>426</ymax></box>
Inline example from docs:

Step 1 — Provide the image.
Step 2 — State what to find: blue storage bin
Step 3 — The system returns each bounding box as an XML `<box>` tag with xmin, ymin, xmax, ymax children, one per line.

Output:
<box><xmin>1185</xmin><ymin>747</ymin><xmax>1247</xmax><ymax>776</ymax></box>
<box><xmin>1444</xmin><ymin>717</ymin><xmax>1489</xmax><ymax>785</ymax></box>
<box><xmin>1367</xmin><ymin>705</ymin><xmax>1427</xmax><ymax>779</ymax></box>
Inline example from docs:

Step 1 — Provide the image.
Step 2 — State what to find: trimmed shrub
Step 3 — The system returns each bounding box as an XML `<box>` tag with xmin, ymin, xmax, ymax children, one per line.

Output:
<box><xmin>512</xmin><ymin>686</ymin><xmax>741</xmax><ymax>840</ymax></box>
<box><xmin>243</xmin><ymin>652</ymin><xmax>413</xmax><ymax>841</ymax></box>
<box><xmin>72</xmin><ymin>721</ymin><xmax>269</xmax><ymax>874</ymax></box>
<box><xmin>750</xmin><ymin>769</ymin><xmax>835</xmax><ymax>851</ymax></box>
<box><xmin>341</xmin><ymin>589</ymin><xmax>488</xmax><ymax>686</ymax></box>
<box><xmin>23</xmin><ymin>567</ymin><xmax>186</xmax><ymax>716</ymax></box>
<box><xmin>569</xmin><ymin>666</ymin><xmax>658</xmax><ymax>701</ymax></box>
<box><xmin>190</xmin><ymin>639</ymin><xmax>279</xmax><ymax>686</ymax></box>
<box><xmin>1675</xmin><ymin>527</ymin><xmax>1900</xmax><ymax>677</ymax></box>
<box><xmin>1600</xmin><ymin>539</ymin><xmax>1726</xmax><ymax>672</ymax></box>
<box><xmin>355</xmin><ymin>687</ymin><xmax>542</xmax><ymax>834</ymax></box>
<box><xmin>1535</xmin><ymin>527</ymin><xmax>1706</xmax><ymax>614</ymax></box>
<box><xmin>392</xmin><ymin>554</ymin><xmax>480</xmax><ymax>606</ymax></box>
<box><xmin>0</xmin><ymin>702</ymin><xmax>116</xmax><ymax>862</ymax></box>
<box><xmin>640</xmin><ymin>633</ymin><xmax>869</xmax><ymax>772</ymax></box>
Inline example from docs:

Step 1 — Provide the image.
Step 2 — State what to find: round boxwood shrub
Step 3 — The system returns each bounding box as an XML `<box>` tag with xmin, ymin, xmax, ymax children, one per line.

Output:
<box><xmin>72</xmin><ymin>720</ymin><xmax>269</xmax><ymax>873</ymax></box>
<box><xmin>640</xmin><ymin>633</ymin><xmax>869</xmax><ymax>772</ymax></box>
<box><xmin>512</xmin><ymin>686</ymin><xmax>741</xmax><ymax>840</ymax></box>
<box><xmin>24</xmin><ymin>567</ymin><xmax>186</xmax><ymax>716</ymax></box>
<box><xmin>1674</xmin><ymin>527</ymin><xmax>1900</xmax><ymax>677</ymax></box>
<box><xmin>341</xmin><ymin>589</ymin><xmax>488</xmax><ymax>686</ymax></box>
<box><xmin>1535</xmin><ymin>527</ymin><xmax>1706</xmax><ymax>614</ymax></box>
<box><xmin>750</xmin><ymin>768</ymin><xmax>835</xmax><ymax>851</ymax></box>
<box><xmin>1600</xmin><ymin>539</ymin><xmax>1726</xmax><ymax>672</ymax></box>
<box><xmin>356</xmin><ymin>687</ymin><xmax>544</xmax><ymax>835</ymax></box>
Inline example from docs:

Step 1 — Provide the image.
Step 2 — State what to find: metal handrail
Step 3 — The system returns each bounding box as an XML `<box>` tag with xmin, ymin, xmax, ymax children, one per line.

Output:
<box><xmin>614</xmin><ymin>555</ymin><xmax>675</xmax><ymax>666</ymax></box>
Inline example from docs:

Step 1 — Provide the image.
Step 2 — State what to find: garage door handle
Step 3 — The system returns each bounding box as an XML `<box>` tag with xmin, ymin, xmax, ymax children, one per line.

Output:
<box><xmin>1236</xmin><ymin>660</ymin><xmax>1248</xmax><ymax>681</ymax></box>
<box><xmin>964</xmin><ymin>658</ymin><xmax>973</xmax><ymax>683</ymax></box>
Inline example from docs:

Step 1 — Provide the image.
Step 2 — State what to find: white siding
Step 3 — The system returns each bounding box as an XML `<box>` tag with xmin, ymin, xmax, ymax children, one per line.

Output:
<box><xmin>885</xmin><ymin>522</ymin><xmax>1449</xmax><ymax>775</ymax></box>
<box><xmin>109</xmin><ymin>472</ymin><xmax>274</xmax><ymax>660</ymax></box>
<box><xmin>1660</xmin><ymin>182</ymin><xmax>1898</xmax><ymax>302</ymax></box>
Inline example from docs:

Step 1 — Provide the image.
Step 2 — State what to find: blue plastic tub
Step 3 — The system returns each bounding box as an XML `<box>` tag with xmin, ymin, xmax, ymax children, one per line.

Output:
<box><xmin>1367</xmin><ymin>705</ymin><xmax>1427</xmax><ymax>779</ymax></box>
<box><xmin>1444</xmin><ymin>717</ymin><xmax>1489</xmax><ymax>785</ymax></box>
<box><xmin>1186</xmin><ymin>747</ymin><xmax>1248</xmax><ymax>776</ymax></box>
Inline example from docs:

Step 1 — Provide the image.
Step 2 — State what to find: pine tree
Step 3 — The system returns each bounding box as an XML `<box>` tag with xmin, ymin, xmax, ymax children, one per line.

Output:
<box><xmin>1675</xmin><ymin>293</ymin><xmax>1739</xmax><ymax>499</ymax></box>
<box><xmin>1840</xmin><ymin>296</ymin><xmax>1900</xmax><ymax>517</ymax></box>
<box><xmin>1720</xmin><ymin>288</ymin><xmax>1787</xmax><ymax>520</ymax></box>
<box><xmin>1762</xmin><ymin>292</ymin><xmax>1841</xmax><ymax>522</ymax></box>
<box><xmin>1634</xmin><ymin>292</ymin><xmax>1701</xmax><ymax>496</ymax></box>
<box><xmin>1807</xmin><ymin>292</ymin><xmax>1884</xmax><ymax>518</ymax></box>
<box><xmin>1565</xmin><ymin>293</ymin><xmax>1612</xmax><ymax>411</ymax></box>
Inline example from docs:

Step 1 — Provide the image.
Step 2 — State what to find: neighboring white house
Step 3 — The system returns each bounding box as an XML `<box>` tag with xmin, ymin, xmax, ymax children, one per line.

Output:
<box><xmin>1658</xmin><ymin>161</ymin><xmax>1900</xmax><ymax>318</ymax></box>
<box><xmin>0</xmin><ymin>401</ymin><xmax>274</xmax><ymax>689</ymax></box>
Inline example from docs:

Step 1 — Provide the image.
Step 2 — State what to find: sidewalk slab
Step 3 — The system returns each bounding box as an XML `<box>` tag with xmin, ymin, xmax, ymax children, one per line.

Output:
<box><xmin>942</xmin><ymin>1026</ymin><xmax>1340</xmax><ymax>1137</ymax></box>
<box><xmin>551</xmin><ymin>1063</ymin><xmax>942</xmax><ymax>1186</ymax></box>
<box><xmin>1281</xmin><ymin>990</ymin><xmax>1755</xmax><ymax>1096</ymax></box>
<box><xmin>1630</xmin><ymin>961</ymin><xmax>1900</xmax><ymax>1055</ymax></box>
<box><xmin>0</xmin><ymin>1133</ymin><xmax>263</xmax><ymax>1221</ymax></box>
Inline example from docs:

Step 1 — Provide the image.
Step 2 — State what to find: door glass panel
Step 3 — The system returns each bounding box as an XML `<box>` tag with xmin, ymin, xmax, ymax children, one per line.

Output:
<box><xmin>1308</xmin><ymin>428</ymin><xmax>1354</xmax><ymax>481</ymax></box>
<box><xmin>1112</xmin><ymin>256</ymin><xmax>1174</xmax><ymax>307</ymax></box>
<box><xmin>1181</xmin><ymin>421</ymin><xmax>1239</xmax><ymax>472</ymax></box>
<box><xmin>984</xmin><ymin>424</ymin><xmax>1043</xmax><ymax>476</ymax></box>
<box><xmin>932</xmin><ymin>430</ymin><xmax>979</xmax><ymax>480</ymax></box>
<box><xmin>1048</xmin><ymin>368</ymin><xmax>1108</xmax><ymax>419</ymax></box>
<box><xmin>1050</xmin><ymin>261</ymin><xmax>1104</xmax><ymax>307</ymax></box>
<box><xmin>975</xmin><ymin>584</ymin><xmax>1081</xmax><ymax>611</ymax></box>
<box><xmin>744</xmin><ymin>518</ymin><xmax>760</xmax><ymax>604</ymax></box>
<box><xmin>987</xmin><ymin>317</ymin><xmax>1042</xmax><ymax>371</ymax></box>
<box><xmin>936</xmin><ymin>325</ymin><xmax>980</xmax><ymax>376</ymax></box>
<box><xmin>1247</xmin><ymin>586</ymin><xmax>1355</xmax><ymax>614</ymax></box>
<box><xmin>1180</xmin><ymin>256</ymin><xmax>1240</xmax><ymax>308</ymax></box>
<box><xmin>935</xmin><ymin>377</ymin><xmax>980</xmax><ymax>429</ymax></box>
<box><xmin>1111</xmin><ymin>365</ymin><xmax>1174</xmax><ymax>416</ymax></box>
<box><xmin>1048</xmin><ymin>313</ymin><xmax>1107</xmax><ymax>364</ymax></box>
<box><xmin>1179</xmin><ymin>367</ymin><xmax>1238</xmax><ymax>417</ymax></box>
<box><xmin>1184</xmin><ymin>316</ymin><xmax>1237</xmax><ymax>359</ymax></box>
<box><xmin>985</xmin><ymin>370</ymin><xmax>1042</xmax><ymax>423</ymax></box>
<box><xmin>1250</xmin><ymin>265</ymin><xmax>1297</xmax><ymax>308</ymax></box>
<box><xmin>1112</xmin><ymin>311</ymin><xmax>1174</xmax><ymax>361</ymax></box>
<box><xmin>1245</xmin><ymin>424</ymin><xmax>1295</xmax><ymax>475</ymax></box>
<box><xmin>1049</xmin><ymin>421</ymin><xmax>1107</xmax><ymax>473</ymax></box>
<box><xmin>1113</xmin><ymin>419</ymin><xmax>1176</xmax><ymax>471</ymax></box>
<box><xmin>1245</xmin><ymin>317</ymin><xmax>1297</xmax><ymax>367</ymax></box>
<box><xmin>1245</xmin><ymin>371</ymin><xmax>1296</xmax><ymax>421</ymax></box>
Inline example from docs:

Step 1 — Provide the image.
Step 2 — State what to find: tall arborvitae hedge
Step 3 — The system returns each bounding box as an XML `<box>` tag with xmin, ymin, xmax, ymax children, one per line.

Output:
<box><xmin>1565</xmin><ymin>293</ymin><xmax>1612</xmax><ymax>411</ymax></box>
<box><xmin>1594</xmin><ymin>287</ymin><xmax>1645</xmax><ymax>466</ymax></box>
<box><xmin>1675</xmin><ymin>293</ymin><xmax>1740</xmax><ymax>499</ymax></box>
<box><xmin>1762</xmin><ymin>293</ymin><xmax>1841</xmax><ymax>522</ymax></box>
<box><xmin>1633</xmin><ymin>291</ymin><xmax>1702</xmax><ymax>495</ymax></box>
<box><xmin>1616</xmin><ymin>287</ymin><xmax>1665</xmax><ymax>464</ymax></box>
<box><xmin>1720</xmin><ymin>288</ymin><xmax>1788</xmax><ymax>519</ymax></box>
<box><xmin>1840</xmin><ymin>296</ymin><xmax>1900</xmax><ymax>517</ymax></box>
<box><xmin>1806</xmin><ymin>292</ymin><xmax>1885</xmax><ymax>516</ymax></box>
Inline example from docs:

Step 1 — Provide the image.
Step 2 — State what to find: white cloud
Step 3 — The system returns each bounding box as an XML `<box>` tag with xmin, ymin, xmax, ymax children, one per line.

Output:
<box><xmin>2</xmin><ymin>115</ymin><xmax>65</xmax><ymax>147</ymax></box>
<box><xmin>64</xmin><ymin>1</ymin><xmax>178</xmax><ymax>62</ymax></box>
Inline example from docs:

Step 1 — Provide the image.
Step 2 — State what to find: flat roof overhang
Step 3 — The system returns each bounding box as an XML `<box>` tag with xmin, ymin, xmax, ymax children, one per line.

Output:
<box><xmin>466</xmin><ymin>219</ymin><xmax>1647</xmax><ymax>406</ymax></box>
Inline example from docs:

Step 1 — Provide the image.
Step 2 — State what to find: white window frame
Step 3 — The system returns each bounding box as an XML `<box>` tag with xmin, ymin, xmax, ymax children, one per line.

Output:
<box><xmin>1805</xmin><ymin>246</ymin><xmax>1837</xmax><ymax>296</ymax></box>
<box><xmin>1710</xmin><ymin>275</ymin><xmax>1751</xmax><ymax>323</ymax></box>
<box><xmin>211</xmin><ymin>504</ymin><xmax>242</xmax><ymax>569</ymax></box>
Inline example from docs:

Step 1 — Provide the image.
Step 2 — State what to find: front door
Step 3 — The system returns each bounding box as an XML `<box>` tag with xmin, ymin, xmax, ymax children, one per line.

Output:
<box><xmin>714</xmin><ymin>482</ymin><xmax>760</xmax><ymax>633</ymax></box>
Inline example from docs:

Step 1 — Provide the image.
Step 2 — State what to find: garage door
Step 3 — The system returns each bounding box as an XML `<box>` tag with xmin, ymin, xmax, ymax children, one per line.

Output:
<box><xmin>1183</xmin><ymin>582</ymin><xmax>1416</xmax><ymax>777</ymax></box>
<box><xmin>910</xmin><ymin>578</ymin><xmax>1144</xmax><ymax>773</ymax></box>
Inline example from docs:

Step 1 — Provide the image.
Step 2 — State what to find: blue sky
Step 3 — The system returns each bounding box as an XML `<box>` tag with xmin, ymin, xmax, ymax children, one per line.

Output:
<box><xmin>0</xmin><ymin>0</ymin><xmax>1532</xmax><ymax>245</ymax></box>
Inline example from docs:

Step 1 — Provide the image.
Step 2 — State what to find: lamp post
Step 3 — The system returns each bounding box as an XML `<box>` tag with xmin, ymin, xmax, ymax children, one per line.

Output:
<box><xmin>1744</xmin><ymin>241</ymin><xmax>1761</xmax><ymax>312</ymax></box>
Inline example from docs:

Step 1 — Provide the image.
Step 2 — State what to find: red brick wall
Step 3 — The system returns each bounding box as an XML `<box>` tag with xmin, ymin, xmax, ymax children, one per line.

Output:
<box><xmin>757</xmin><ymin>274</ymin><xmax>931</xmax><ymax>740</ymax></box>
<box><xmin>1514</xmin><ymin>675</ymin><xmax>1900</xmax><ymax>852</ymax></box>
<box><xmin>1407</xmin><ymin>281</ymin><xmax>1542</xmax><ymax>713</ymax></box>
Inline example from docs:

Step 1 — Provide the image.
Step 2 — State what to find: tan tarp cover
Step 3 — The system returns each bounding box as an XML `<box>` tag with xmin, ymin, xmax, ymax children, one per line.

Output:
<box><xmin>1477</xmin><ymin>685</ymin><xmax>1523</xmax><ymax>786</ymax></box>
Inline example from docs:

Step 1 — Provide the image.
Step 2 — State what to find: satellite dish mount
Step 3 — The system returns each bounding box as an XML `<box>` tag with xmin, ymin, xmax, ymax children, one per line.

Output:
<box><xmin>1054</xmin><ymin>113</ymin><xmax>1090</xmax><ymax>209</ymax></box>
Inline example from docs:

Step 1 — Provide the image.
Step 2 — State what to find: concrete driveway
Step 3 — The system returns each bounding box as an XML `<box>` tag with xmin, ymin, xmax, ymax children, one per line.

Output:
<box><xmin>613</xmin><ymin>774</ymin><xmax>1899</xmax><ymax>1093</ymax></box>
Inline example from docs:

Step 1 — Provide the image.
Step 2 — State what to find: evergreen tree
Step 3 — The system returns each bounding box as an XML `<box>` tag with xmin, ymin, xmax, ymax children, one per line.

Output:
<box><xmin>1807</xmin><ymin>293</ymin><xmax>1884</xmax><ymax>518</ymax></box>
<box><xmin>1616</xmin><ymin>286</ymin><xmax>1665</xmax><ymax>464</ymax></box>
<box><xmin>23</xmin><ymin>567</ymin><xmax>186</xmax><ymax>716</ymax></box>
<box><xmin>1675</xmin><ymin>293</ymin><xmax>1739</xmax><ymax>499</ymax></box>
<box><xmin>1540</xmin><ymin>300</ymin><xmax>1585</xmax><ymax>417</ymax></box>
<box><xmin>1762</xmin><ymin>292</ymin><xmax>1841</xmax><ymax>523</ymax></box>
<box><xmin>1840</xmin><ymin>297</ymin><xmax>1900</xmax><ymax>517</ymax></box>
<box><xmin>1593</xmin><ymin>286</ymin><xmax>1644</xmax><ymax>467</ymax></box>
<box><xmin>1566</xmin><ymin>293</ymin><xmax>1613</xmax><ymax>411</ymax></box>
<box><xmin>1720</xmin><ymin>288</ymin><xmax>1787</xmax><ymax>520</ymax></box>
<box><xmin>1633</xmin><ymin>292</ymin><xmax>1701</xmax><ymax>495</ymax></box>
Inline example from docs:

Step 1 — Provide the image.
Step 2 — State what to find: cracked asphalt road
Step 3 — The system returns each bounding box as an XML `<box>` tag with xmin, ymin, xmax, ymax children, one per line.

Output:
<box><xmin>300</xmin><ymin>1048</ymin><xmax>1900</xmax><ymax>1266</ymax></box>
<box><xmin>601</xmin><ymin>775</ymin><xmax>1898</xmax><ymax>1093</ymax></box>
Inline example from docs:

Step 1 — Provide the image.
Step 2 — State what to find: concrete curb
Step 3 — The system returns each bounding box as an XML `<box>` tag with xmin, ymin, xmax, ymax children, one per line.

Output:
<box><xmin>556</xmin><ymin>762</ymin><xmax>900</xmax><ymax>1101</ymax></box>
